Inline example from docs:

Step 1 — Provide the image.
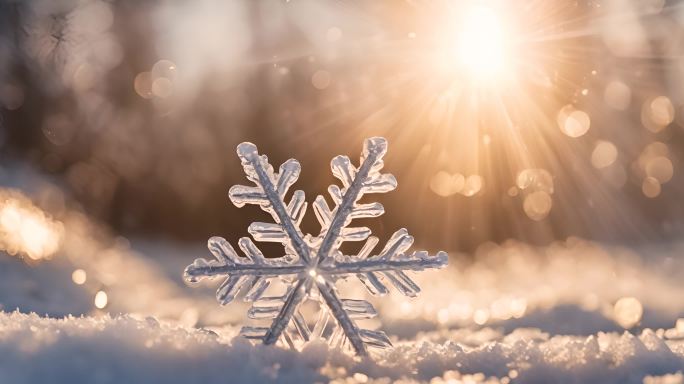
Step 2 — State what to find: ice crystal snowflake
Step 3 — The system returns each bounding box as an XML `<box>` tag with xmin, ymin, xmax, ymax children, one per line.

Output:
<box><xmin>184</xmin><ymin>137</ymin><xmax>448</xmax><ymax>356</ymax></box>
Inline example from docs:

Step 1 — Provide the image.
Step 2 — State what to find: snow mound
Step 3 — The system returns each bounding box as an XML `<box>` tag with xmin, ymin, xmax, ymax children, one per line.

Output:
<box><xmin>0</xmin><ymin>312</ymin><xmax>324</xmax><ymax>383</ymax></box>
<box><xmin>2</xmin><ymin>312</ymin><xmax>684</xmax><ymax>383</ymax></box>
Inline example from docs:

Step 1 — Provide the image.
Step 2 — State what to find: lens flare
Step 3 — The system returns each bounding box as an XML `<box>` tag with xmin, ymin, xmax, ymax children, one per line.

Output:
<box><xmin>453</xmin><ymin>5</ymin><xmax>509</xmax><ymax>79</ymax></box>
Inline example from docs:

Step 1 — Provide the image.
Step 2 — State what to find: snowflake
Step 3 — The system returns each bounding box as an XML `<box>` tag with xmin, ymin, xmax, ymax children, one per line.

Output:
<box><xmin>184</xmin><ymin>137</ymin><xmax>448</xmax><ymax>356</ymax></box>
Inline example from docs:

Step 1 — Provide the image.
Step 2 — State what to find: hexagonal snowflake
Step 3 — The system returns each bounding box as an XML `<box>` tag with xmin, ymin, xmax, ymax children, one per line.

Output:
<box><xmin>185</xmin><ymin>137</ymin><xmax>447</xmax><ymax>356</ymax></box>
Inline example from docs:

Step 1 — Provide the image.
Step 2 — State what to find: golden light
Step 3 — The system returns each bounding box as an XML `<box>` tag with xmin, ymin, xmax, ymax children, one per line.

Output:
<box><xmin>557</xmin><ymin>105</ymin><xmax>591</xmax><ymax>138</ymax></box>
<box><xmin>642</xmin><ymin>177</ymin><xmax>661</xmax><ymax>198</ymax></box>
<box><xmin>523</xmin><ymin>191</ymin><xmax>553</xmax><ymax>221</ymax></box>
<box><xmin>613</xmin><ymin>297</ymin><xmax>643</xmax><ymax>329</ymax></box>
<box><xmin>0</xmin><ymin>190</ymin><xmax>64</xmax><ymax>261</ymax></box>
<box><xmin>591</xmin><ymin>141</ymin><xmax>618</xmax><ymax>169</ymax></box>
<box><xmin>72</xmin><ymin>269</ymin><xmax>87</xmax><ymax>285</ymax></box>
<box><xmin>94</xmin><ymin>290</ymin><xmax>109</xmax><ymax>309</ymax></box>
<box><xmin>382</xmin><ymin>0</ymin><xmax>597</xmax><ymax>237</ymax></box>
<box><xmin>453</xmin><ymin>4</ymin><xmax>510</xmax><ymax>79</ymax></box>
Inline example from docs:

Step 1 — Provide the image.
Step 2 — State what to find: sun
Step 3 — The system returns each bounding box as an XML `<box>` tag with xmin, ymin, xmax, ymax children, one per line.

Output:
<box><xmin>452</xmin><ymin>4</ymin><xmax>511</xmax><ymax>80</ymax></box>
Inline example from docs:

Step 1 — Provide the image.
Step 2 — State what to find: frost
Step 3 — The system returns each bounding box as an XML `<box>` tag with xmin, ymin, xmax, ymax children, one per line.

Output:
<box><xmin>184</xmin><ymin>137</ymin><xmax>448</xmax><ymax>356</ymax></box>
<box><xmin>2</xmin><ymin>312</ymin><xmax>684</xmax><ymax>384</ymax></box>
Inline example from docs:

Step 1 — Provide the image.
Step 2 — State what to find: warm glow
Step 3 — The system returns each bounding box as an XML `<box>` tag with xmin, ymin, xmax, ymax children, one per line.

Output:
<box><xmin>454</xmin><ymin>5</ymin><xmax>509</xmax><ymax>78</ymax></box>
<box><xmin>95</xmin><ymin>290</ymin><xmax>109</xmax><ymax>309</ymax></box>
<box><xmin>613</xmin><ymin>297</ymin><xmax>643</xmax><ymax>329</ymax></box>
<box><xmin>0</xmin><ymin>190</ymin><xmax>64</xmax><ymax>261</ymax></box>
<box><xmin>72</xmin><ymin>269</ymin><xmax>87</xmax><ymax>285</ymax></box>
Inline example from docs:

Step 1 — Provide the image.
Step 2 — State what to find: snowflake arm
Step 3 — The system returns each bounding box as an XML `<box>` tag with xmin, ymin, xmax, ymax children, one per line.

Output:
<box><xmin>227</xmin><ymin>143</ymin><xmax>317</xmax><ymax>346</ymax></box>
<box><xmin>184</xmin><ymin>236</ymin><xmax>303</xmax><ymax>305</ymax></box>
<box><xmin>229</xmin><ymin>143</ymin><xmax>311</xmax><ymax>263</ymax></box>
<box><xmin>313</xmin><ymin>137</ymin><xmax>396</xmax><ymax>264</ymax></box>
<box><xmin>307</xmin><ymin>138</ymin><xmax>403</xmax><ymax>355</ymax></box>
<box><xmin>322</xmin><ymin>229</ymin><xmax>449</xmax><ymax>297</ymax></box>
<box><xmin>183</xmin><ymin>137</ymin><xmax>448</xmax><ymax>357</ymax></box>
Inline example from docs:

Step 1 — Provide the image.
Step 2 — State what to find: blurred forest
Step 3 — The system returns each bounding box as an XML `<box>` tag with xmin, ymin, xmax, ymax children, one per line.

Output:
<box><xmin>1</xmin><ymin>0</ymin><xmax>684</xmax><ymax>252</ymax></box>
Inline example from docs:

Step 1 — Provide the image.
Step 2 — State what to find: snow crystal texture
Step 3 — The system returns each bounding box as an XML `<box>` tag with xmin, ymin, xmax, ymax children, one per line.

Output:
<box><xmin>2</xmin><ymin>312</ymin><xmax>684</xmax><ymax>384</ymax></box>
<box><xmin>184</xmin><ymin>137</ymin><xmax>448</xmax><ymax>356</ymax></box>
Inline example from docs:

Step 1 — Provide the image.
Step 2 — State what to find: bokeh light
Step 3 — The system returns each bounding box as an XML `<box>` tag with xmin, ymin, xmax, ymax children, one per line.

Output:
<box><xmin>613</xmin><ymin>296</ymin><xmax>643</xmax><ymax>329</ymax></box>
<box><xmin>558</xmin><ymin>105</ymin><xmax>591</xmax><ymax>138</ymax></box>
<box><xmin>0</xmin><ymin>190</ymin><xmax>64</xmax><ymax>261</ymax></box>
<box><xmin>72</xmin><ymin>269</ymin><xmax>87</xmax><ymax>285</ymax></box>
<box><xmin>591</xmin><ymin>141</ymin><xmax>618</xmax><ymax>169</ymax></box>
<box><xmin>94</xmin><ymin>290</ymin><xmax>108</xmax><ymax>309</ymax></box>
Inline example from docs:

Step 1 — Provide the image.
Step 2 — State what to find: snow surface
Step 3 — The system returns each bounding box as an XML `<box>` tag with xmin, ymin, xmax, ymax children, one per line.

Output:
<box><xmin>2</xmin><ymin>165</ymin><xmax>684</xmax><ymax>382</ymax></box>
<box><xmin>1</xmin><ymin>312</ymin><xmax>684</xmax><ymax>383</ymax></box>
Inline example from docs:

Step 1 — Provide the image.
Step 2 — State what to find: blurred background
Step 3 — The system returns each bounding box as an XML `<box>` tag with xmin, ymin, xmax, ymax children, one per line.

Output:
<box><xmin>2</xmin><ymin>0</ymin><xmax>684</xmax><ymax>339</ymax></box>
<box><xmin>1</xmin><ymin>0</ymin><xmax>684</xmax><ymax>252</ymax></box>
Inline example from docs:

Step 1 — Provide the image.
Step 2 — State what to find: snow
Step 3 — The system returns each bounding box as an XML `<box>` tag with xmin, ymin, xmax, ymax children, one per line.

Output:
<box><xmin>2</xmin><ymin>164</ymin><xmax>684</xmax><ymax>382</ymax></box>
<box><xmin>1</xmin><ymin>312</ymin><xmax>684</xmax><ymax>383</ymax></box>
<box><xmin>0</xmin><ymin>312</ymin><xmax>325</xmax><ymax>384</ymax></box>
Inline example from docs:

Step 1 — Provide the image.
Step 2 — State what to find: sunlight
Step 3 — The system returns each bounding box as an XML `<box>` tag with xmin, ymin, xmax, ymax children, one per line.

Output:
<box><xmin>0</xmin><ymin>190</ymin><xmax>64</xmax><ymax>261</ymax></box>
<box><xmin>453</xmin><ymin>4</ymin><xmax>510</xmax><ymax>79</ymax></box>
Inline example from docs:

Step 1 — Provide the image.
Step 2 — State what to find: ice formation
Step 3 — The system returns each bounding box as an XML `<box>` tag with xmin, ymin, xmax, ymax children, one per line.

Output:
<box><xmin>3</xmin><ymin>312</ymin><xmax>684</xmax><ymax>384</ymax></box>
<box><xmin>184</xmin><ymin>137</ymin><xmax>448</xmax><ymax>356</ymax></box>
